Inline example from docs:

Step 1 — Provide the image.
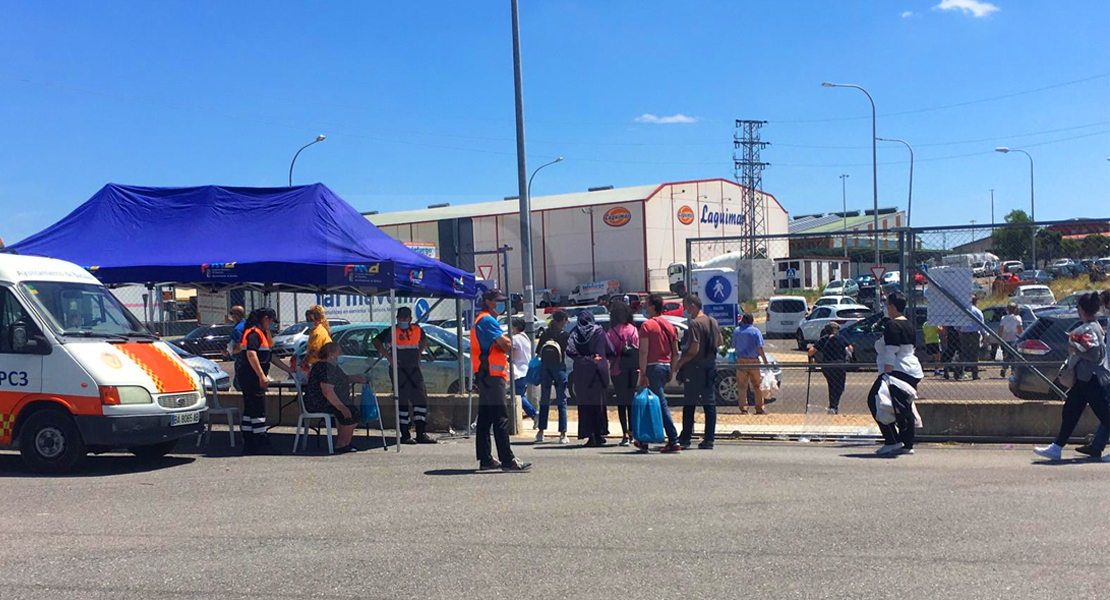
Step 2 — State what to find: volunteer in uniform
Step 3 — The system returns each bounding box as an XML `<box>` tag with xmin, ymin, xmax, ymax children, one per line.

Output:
<box><xmin>237</xmin><ymin>307</ymin><xmax>294</xmax><ymax>454</ymax></box>
<box><xmin>472</xmin><ymin>289</ymin><xmax>531</xmax><ymax>472</ymax></box>
<box><xmin>373</xmin><ymin>307</ymin><xmax>437</xmax><ymax>445</ymax></box>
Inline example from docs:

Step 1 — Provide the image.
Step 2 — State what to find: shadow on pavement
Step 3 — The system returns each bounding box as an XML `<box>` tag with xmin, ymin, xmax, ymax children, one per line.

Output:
<box><xmin>0</xmin><ymin>453</ymin><xmax>195</xmax><ymax>478</ymax></box>
<box><xmin>840</xmin><ymin>452</ymin><xmax>900</xmax><ymax>459</ymax></box>
<box><xmin>1031</xmin><ymin>458</ymin><xmax>1105</xmax><ymax>466</ymax></box>
<box><xmin>424</xmin><ymin>468</ymin><xmax>481</xmax><ymax>476</ymax></box>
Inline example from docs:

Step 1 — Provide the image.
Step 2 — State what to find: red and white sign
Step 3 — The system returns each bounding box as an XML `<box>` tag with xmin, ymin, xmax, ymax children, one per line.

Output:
<box><xmin>676</xmin><ymin>205</ymin><xmax>695</xmax><ymax>225</ymax></box>
<box><xmin>870</xmin><ymin>266</ymin><xmax>887</xmax><ymax>282</ymax></box>
<box><xmin>478</xmin><ymin>265</ymin><xmax>493</xmax><ymax>279</ymax></box>
<box><xmin>602</xmin><ymin>206</ymin><xmax>632</xmax><ymax>227</ymax></box>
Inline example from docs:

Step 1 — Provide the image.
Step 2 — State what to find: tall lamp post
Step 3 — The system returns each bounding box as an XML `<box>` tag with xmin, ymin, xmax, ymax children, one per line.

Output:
<box><xmin>823</xmin><ymin>82</ymin><xmax>879</xmax><ymax>272</ymax></box>
<box><xmin>528</xmin><ymin>157</ymin><xmax>563</xmax><ymax>201</ymax></box>
<box><xmin>288</xmin><ymin>134</ymin><xmax>326</xmax><ymax>186</ymax></box>
<box><xmin>876</xmin><ymin>137</ymin><xmax>914</xmax><ymax>228</ymax></box>
<box><xmin>839</xmin><ymin>174</ymin><xmax>849</xmax><ymax>258</ymax></box>
<box><xmin>995</xmin><ymin>147</ymin><xmax>1035</xmax><ymax>267</ymax></box>
<box><xmin>990</xmin><ymin>189</ymin><xmax>995</xmax><ymax>226</ymax></box>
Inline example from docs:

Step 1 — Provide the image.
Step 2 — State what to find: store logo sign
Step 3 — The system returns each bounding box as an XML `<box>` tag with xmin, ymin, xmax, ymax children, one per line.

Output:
<box><xmin>343</xmin><ymin>263</ymin><xmax>380</xmax><ymax>282</ymax></box>
<box><xmin>603</xmin><ymin>206</ymin><xmax>632</xmax><ymax>227</ymax></box>
<box><xmin>677</xmin><ymin>205</ymin><xmax>695</xmax><ymax>225</ymax></box>
<box><xmin>201</xmin><ymin>262</ymin><xmax>237</xmax><ymax>279</ymax></box>
<box><xmin>701</xmin><ymin>206</ymin><xmax>745</xmax><ymax>229</ymax></box>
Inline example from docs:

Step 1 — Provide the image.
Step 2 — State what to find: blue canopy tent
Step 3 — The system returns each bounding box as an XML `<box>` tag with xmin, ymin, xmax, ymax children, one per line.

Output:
<box><xmin>7</xmin><ymin>183</ymin><xmax>477</xmax><ymax>452</ymax></box>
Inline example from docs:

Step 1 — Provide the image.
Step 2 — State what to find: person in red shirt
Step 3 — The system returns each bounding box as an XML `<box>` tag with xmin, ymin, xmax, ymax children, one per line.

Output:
<box><xmin>634</xmin><ymin>294</ymin><xmax>682</xmax><ymax>453</ymax></box>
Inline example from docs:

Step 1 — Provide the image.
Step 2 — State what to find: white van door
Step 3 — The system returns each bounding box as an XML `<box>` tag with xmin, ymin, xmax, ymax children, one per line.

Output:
<box><xmin>0</xmin><ymin>286</ymin><xmax>44</xmax><ymax>399</ymax></box>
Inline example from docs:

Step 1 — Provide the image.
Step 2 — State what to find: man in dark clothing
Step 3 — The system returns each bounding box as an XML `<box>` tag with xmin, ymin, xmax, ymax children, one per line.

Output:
<box><xmin>675</xmin><ymin>295</ymin><xmax>723</xmax><ymax>450</ymax></box>
<box><xmin>535</xmin><ymin>310</ymin><xmax>570</xmax><ymax>444</ymax></box>
<box><xmin>372</xmin><ymin>307</ymin><xmax>436</xmax><ymax>444</ymax></box>
<box><xmin>808</xmin><ymin>322</ymin><xmax>854</xmax><ymax>414</ymax></box>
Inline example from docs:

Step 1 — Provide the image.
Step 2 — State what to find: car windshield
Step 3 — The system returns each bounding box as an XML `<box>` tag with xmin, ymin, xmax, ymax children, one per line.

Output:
<box><xmin>815</xmin><ymin>298</ymin><xmax>837</xmax><ymax>306</ymax></box>
<box><xmin>424</xmin><ymin>325</ymin><xmax>470</xmax><ymax>354</ymax></box>
<box><xmin>1024</xmin><ymin>292</ymin><xmax>1055</xmax><ymax>305</ymax></box>
<box><xmin>21</xmin><ymin>281</ymin><xmax>149</xmax><ymax>337</ymax></box>
<box><xmin>279</xmin><ymin>322</ymin><xmax>310</xmax><ymax>336</ymax></box>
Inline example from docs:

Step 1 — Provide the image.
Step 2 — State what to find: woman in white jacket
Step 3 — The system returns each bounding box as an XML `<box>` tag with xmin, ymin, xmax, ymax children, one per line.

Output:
<box><xmin>866</xmin><ymin>292</ymin><xmax>924</xmax><ymax>456</ymax></box>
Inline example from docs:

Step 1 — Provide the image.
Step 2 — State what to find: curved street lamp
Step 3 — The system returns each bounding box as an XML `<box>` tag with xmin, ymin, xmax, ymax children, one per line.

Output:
<box><xmin>527</xmin><ymin>156</ymin><xmax>563</xmax><ymax>201</ymax></box>
<box><xmin>823</xmin><ymin>82</ymin><xmax>879</xmax><ymax>271</ymax></box>
<box><xmin>876</xmin><ymin>137</ymin><xmax>914</xmax><ymax>229</ymax></box>
<box><xmin>289</xmin><ymin>134</ymin><xmax>326</xmax><ymax>187</ymax></box>
<box><xmin>995</xmin><ymin>147</ymin><xmax>1036</xmax><ymax>266</ymax></box>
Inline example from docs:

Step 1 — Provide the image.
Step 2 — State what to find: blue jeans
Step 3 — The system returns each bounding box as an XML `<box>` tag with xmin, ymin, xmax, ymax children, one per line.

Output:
<box><xmin>1092</xmin><ymin>424</ymin><xmax>1109</xmax><ymax>453</ymax></box>
<box><xmin>514</xmin><ymin>378</ymin><xmax>537</xmax><ymax>418</ymax></box>
<box><xmin>679</xmin><ymin>362</ymin><xmax>717</xmax><ymax>446</ymax></box>
<box><xmin>538</xmin><ymin>366</ymin><xmax>568</xmax><ymax>433</ymax></box>
<box><xmin>645</xmin><ymin>363</ymin><xmax>679</xmax><ymax>445</ymax></box>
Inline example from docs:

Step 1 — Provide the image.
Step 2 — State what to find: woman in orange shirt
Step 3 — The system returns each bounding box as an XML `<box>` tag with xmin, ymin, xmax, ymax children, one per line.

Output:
<box><xmin>301</xmin><ymin>304</ymin><xmax>332</xmax><ymax>375</ymax></box>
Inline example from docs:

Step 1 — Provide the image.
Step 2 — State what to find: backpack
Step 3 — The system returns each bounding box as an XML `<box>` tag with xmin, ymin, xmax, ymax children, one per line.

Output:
<box><xmin>539</xmin><ymin>337</ymin><xmax>563</xmax><ymax>368</ymax></box>
<box><xmin>616</xmin><ymin>327</ymin><xmax>639</xmax><ymax>373</ymax></box>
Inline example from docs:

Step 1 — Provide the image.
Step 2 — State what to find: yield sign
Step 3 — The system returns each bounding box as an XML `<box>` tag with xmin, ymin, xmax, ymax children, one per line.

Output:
<box><xmin>478</xmin><ymin>264</ymin><xmax>493</xmax><ymax>279</ymax></box>
<box><xmin>870</xmin><ymin>265</ymin><xmax>887</xmax><ymax>282</ymax></box>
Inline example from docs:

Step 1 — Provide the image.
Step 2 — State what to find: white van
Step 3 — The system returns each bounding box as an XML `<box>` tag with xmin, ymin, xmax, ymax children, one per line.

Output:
<box><xmin>765</xmin><ymin>296</ymin><xmax>809</xmax><ymax>338</ymax></box>
<box><xmin>0</xmin><ymin>255</ymin><xmax>206</xmax><ymax>473</ymax></box>
<box><xmin>567</xmin><ymin>279</ymin><xmax>621</xmax><ymax>305</ymax></box>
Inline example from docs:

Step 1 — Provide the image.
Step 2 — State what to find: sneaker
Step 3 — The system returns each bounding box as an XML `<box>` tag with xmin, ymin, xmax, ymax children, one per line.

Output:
<box><xmin>478</xmin><ymin>459</ymin><xmax>502</xmax><ymax>471</ymax></box>
<box><xmin>1000</xmin><ymin>368</ymin><xmax>1006</xmax><ymax>378</ymax></box>
<box><xmin>334</xmin><ymin>444</ymin><xmax>360</xmax><ymax>454</ymax></box>
<box><xmin>619</xmin><ymin>438</ymin><xmax>631</xmax><ymax>447</ymax></box>
<box><xmin>633</xmin><ymin>440</ymin><xmax>649</xmax><ymax>451</ymax></box>
<box><xmin>659</xmin><ymin>443</ymin><xmax>682</xmax><ymax>454</ymax></box>
<box><xmin>827</xmin><ymin>408</ymin><xmax>838</xmax><ymax>415</ymax></box>
<box><xmin>557</xmin><ymin>436</ymin><xmax>569</xmax><ymax>445</ymax></box>
<box><xmin>534</xmin><ymin>432</ymin><xmax>545</xmax><ymax>444</ymax></box>
<box><xmin>894</xmin><ymin>447</ymin><xmax>914</xmax><ymax>456</ymax></box>
<box><xmin>1033</xmin><ymin>444</ymin><xmax>1063</xmax><ymax>461</ymax></box>
<box><xmin>400</xmin><ymin>437</ymin><xmax>417</xmax><ymax>445</ymax></box>
<box><xmin>754</xmin><ymin>409</ymin><xmax>766</xmax><ymax>415</ymax></box>
<box><xmin>415</xmin><ymin>434</ymin><xmax>438</xmax><ymax>444</ymax></box>
<box><xmin>697</xmin><ymin>441</ymin><xmax>714</xmax><ymax>450</ymax></box>
<box><xmin>876</xmin><ymin>442</ymin><xmax>904</xmax><ymax>456</ymax></box>
<box><xmin>679</xmin><ymin>440</ymin><xmax>692</xmax><ymax>450</ymax></box>
<box><xmin>934</xmin><ymin>369</ymin><xmax>944</xmax><ymax>377</ymax></box>
<box><xmin>1074</xmin><ymin>444</ymin><xmax>1100</xmax><ymax>458</ymax></box>
<box><xmin>503</xmin><ymin>458</ymin><xmax>532</xmax><ymax>472</ymax></box>
<box><xmin>531</xmin><ymin>419</ymin><xmax>538</xmax><ymax>430</ymax></box>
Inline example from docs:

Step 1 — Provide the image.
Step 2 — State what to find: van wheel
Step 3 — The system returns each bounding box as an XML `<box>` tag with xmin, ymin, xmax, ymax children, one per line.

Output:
<box><xmin>796</xmin><ymin>330</ymin><xmax>807</xmax><ymax>351</ymax></box>
<box><xmin>19</xmin><ymin>410</ymin><xmax>87</xmax><ymax>474</ymax></box>
<box><xmin>128</xmin><ymin>440</ymin><xmax>178</xmax><ymax>460</ymax></box>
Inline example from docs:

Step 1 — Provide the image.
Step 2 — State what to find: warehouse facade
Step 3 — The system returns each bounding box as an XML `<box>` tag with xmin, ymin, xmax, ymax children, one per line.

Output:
<box><xmin>368</xmin><ymin>178</ymin><xmax>787</xmax><ymax>295</ymax></box>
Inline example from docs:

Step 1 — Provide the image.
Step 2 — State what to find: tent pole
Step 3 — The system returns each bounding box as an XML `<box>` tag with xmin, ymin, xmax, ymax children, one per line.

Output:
<box><xmin>456</xmin><ymin>298</ymin><xmax>467</xmax><ymax>438</ymax></box>
<box><xmin>390</xmin><ymin>289</ymin><xmax>401</xmax><ymax>453</ymax></box>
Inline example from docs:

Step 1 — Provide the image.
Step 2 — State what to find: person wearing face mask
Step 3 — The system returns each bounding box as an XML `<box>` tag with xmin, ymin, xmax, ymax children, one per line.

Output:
<box><xmin>373</xmin><ymin>306</ymin><xmax>436</xmax><ymax>445</ymax></box>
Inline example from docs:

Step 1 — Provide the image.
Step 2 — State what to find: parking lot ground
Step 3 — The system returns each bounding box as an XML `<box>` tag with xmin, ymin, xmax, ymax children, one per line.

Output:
<box><xmin>2</xmin><ymin>438</ymin><xmax>1110</xmax><ymax>599</ymax></box>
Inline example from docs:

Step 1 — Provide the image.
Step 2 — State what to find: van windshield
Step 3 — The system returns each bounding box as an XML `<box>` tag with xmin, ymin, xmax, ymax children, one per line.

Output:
<box><xmin>21</xmin><ymin>281</ymin><xmax>149</xmax><ymax>338</ymax></box>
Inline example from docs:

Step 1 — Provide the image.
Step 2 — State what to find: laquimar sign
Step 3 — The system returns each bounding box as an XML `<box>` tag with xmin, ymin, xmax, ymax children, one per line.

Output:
<box><xmin>701</xmin><ymin>205</ymin><xmax>745</xmax><ymax>229</ymax></box>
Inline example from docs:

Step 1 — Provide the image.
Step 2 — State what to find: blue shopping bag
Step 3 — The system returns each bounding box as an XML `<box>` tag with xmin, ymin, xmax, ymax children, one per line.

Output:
<box><xmin>525</xmin><ymin>356</ymin><xmax>542</xmax><ymax>386</ymax></box>
<box><xmin>631</xmin><ymin>388</ymin><xmax>666</xmax><ymax>444</ymax></box>
<box><xmin>360</xmin><ymin>384</ymin><xmax>380</xmax><ymax>423</ymax></box>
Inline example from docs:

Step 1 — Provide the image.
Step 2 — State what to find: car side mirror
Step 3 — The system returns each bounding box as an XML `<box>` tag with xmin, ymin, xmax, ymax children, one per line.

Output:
<box><xmin>10</xmin><ymin>324</ymin><xmax>27</xmax><ymax>352</ymax></box>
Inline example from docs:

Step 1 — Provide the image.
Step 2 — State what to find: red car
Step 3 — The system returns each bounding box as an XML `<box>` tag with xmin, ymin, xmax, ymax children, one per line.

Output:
<box><xmin>662</xmin><ymin>301</ymin><xmax>683</xmax><ymax>317</ymax></box>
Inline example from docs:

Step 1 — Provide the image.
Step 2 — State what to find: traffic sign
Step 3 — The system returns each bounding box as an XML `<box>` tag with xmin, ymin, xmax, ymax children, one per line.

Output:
<box><xmin>478</xmin><ymin>265</ymin><xmax>493</xmax><ymax>279</ymax></box>
<box><xmin>704</xmin><ymin>303</ymin><xmax>737</xmax><ymax>327</ymax></box>
<box><xmin>870</xmin><ymin>265</ymin><xmax>887</xmax><ymax>282</ymax></box>
<box><xmin>706</xmin><ymin>275</ymin><xmax>732</xmax><ymax>303</ymax></box>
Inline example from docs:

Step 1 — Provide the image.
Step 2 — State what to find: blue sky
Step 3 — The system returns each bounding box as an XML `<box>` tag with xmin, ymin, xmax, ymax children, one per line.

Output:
<box><xmin>1</xmin><ymin>0</ymin><xmax>1107</xmax><ymax>245</ymax></box>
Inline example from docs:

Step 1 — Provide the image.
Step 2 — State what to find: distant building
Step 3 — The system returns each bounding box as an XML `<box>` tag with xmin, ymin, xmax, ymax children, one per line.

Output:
<box><xmin>788</xmin><ymin>208</ymin><xmax>905</xmax><ymax>255</ymax></box>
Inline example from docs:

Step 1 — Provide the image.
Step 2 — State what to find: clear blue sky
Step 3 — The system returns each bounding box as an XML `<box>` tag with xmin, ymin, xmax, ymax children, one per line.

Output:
<box><xmin>2</xmin><ymin>0</ymin><xmax>1107</xmax><ymax>245</ymax></box>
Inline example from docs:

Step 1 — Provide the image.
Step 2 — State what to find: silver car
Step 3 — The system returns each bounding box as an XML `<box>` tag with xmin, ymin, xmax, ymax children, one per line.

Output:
<box><xmin>168</xmin><ymin>343</ymin><xmax>230</xmax><ymax>391</ymax></box>
<box><xmin>272</xmin><ymin>319</ymin><xmax>350</xmax><ymax>356</ymax></box>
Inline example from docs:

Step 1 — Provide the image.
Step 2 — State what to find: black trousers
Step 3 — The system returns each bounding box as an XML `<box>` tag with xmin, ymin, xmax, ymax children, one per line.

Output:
<box><xmin>239</xmin><ymin>383</ymin><xmax>268</xmax><ymax>444</ymax></box>
<box><xmin>942</xmin><ymin>329</ymin><xmax>961</xmax><ymax>376</ymax></box>
<box><xmin>958</xmin><ymin>331</ymin><xmax>980</xmax><ymax>378</ymax></box>
<box><xmin>867</xmin><ymin>372</ymin><xmax>919</xmax><ymax>449</ymax></box>
<box><xmin>613</xmin><ymin>367</ymin><xmax>639</xmax><ymax>437</ymax></box>
<box><xmin>394</xmin><ymin>369</ymin><xmax>428</xmax><ymax>438</ymax></box>
<box><xmin>475</xmin><ymin>371</ymin><xmax>514</xmax><ymax>464</ymax></box>
<box><xmin>1054</xmin><ymin>378</ymin><xmax>1110</xmax><ymax>447</ymax></box>
<box><xmin>822</xmin><ymin>367</ymin><xmax>846</xmax><ymax>411</ymax></box>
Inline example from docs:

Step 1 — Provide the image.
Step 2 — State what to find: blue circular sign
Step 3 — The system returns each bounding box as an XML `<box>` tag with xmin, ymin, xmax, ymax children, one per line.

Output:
<box><xmin>706</xmin><ymin>275</ymin><xmax>731</xmax><ymax>303</ymax></box>
<box><xmin>414</xmin><ymin>298</ymin><xmax>430</xmax><ymax>321</ymax></box>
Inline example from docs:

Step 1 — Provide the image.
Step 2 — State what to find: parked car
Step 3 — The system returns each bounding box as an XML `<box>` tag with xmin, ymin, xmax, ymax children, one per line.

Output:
<box><xmin>1045</xmin><ymin>264</ymin><xmax>1078</xmax><ymax>279</ymax></box>
<box><xmin>662</xmin><ymin>301</ymin><xmax>684</xmax><ymax>317</ymax></box>
<box><xmin>1009</xmin><ymin>313</ymin><xmax>1110</xmax><ymax>400</ymax></box>
<box><xmin>856</xmin><ymin>274</ymin><xmax>878</xmax><ymax>304</ymax></box>
<box><xmin>765</xmin><ymin>296</ymin><xmax>809</xmax><ymax>338</ymax></box>
<box><xmin>795</xmin><ymin>304</ymin><xmax>874</xmax><ymax>349</ymax></box>
<box><xmin>813</xmin><ymin>295</ymin><xmax>862</xmax><ymax>308</ymax></box>
<box><xmin>977</xmin><ymin>303</ymin><xmax>1062</xmax><ymax>358</ymax></box>
<box><xmin>536</xmin><ymin>288</ymin><xmax>564</xmax><ymax>308</ymax></box>
<box><xmin>168</xmin><ymin>343</ymin><xmax>230</xmax><ymax>391</ymax></box>
<box><xmin>1017</xmin><ymin>270</ymin><xmax>1053</xmax><ymax>286</ymax></box>
<box><xmin>1051</xmin><ymin>258</ymin><xmax>1075</xmax><ymax>267</ymax></box>
<box><xmin>971</xmin><ymin>261</ymin><xmax>990</xmax><ymax>278</ymax></box>
<box><xmin>839</xmin><ymin>306</ymin><xmax>930</xmax><ymax>365</ymax></box>
<box><xmin>174</xmin><ymin>324</ymin><xmax>236</xmax><ymax>358</ymax></box>
<box><xmin>1002</xmin><ymin>260</ymin><xmax>1024</xmax><ymax>274</ymax></box>
<box><xmin>822</xmin><ymin>279</ymin><xmax>860</xmax><ymax>298</ymax></box>
<box><xmin>1011</xmin><ymin>284</ymin><xmax>1056</xmax><ymax>306</ymax></box>
<box><xmin>1055</xmin><ymin>291</ymin><xmax>1106</xmax><ymax>309</ymax></box>
<box><xmin>271</xmin><ymin>318</ymin><xmax>351</xmax><ymax>356</ymax></box>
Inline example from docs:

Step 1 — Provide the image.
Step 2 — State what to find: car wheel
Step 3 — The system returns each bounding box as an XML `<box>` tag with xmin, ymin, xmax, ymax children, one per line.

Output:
<box><xmin>714</xmin><ymin>369</ymin><xmax>739</xmax><ymax>406</ymax></box>
<box><xmin>796</xmin><ymin>329</ymin><xmax>807</xmax><ymax>351</ymax></box>
<box><xmin>128</xmin><ymin>440</ymin><xmax>178</xmax><ymax>460</ymax></box>
<box><xmin>18</xmin><ymin>409</ymin><xmax>87</xmax><ymax>474</ymax></box>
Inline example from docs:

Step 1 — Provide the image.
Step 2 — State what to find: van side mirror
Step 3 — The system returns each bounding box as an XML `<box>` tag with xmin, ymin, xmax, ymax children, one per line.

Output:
<box><xmin>9</xmin><ymin>325</ymin><xmax>50</xmax><ymax>355</ymax></box>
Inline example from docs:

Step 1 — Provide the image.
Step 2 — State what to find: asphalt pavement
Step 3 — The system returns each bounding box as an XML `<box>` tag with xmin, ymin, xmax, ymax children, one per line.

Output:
<box><xmin>2</xmin><ymin>438</ymin><xmax>1109</xmax><ymax>599</ymax></box>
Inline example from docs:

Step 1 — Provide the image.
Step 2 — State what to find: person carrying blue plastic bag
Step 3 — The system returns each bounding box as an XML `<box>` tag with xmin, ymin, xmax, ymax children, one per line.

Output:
<box><xmin>633</xmin><ymin>294</ymin><xmax>682</xmax><ymax>453</ymax></box>
<box><xmin>632</xmin><ymin>388</ymin><xmax>666</xmax><ymax>444</ymax></box>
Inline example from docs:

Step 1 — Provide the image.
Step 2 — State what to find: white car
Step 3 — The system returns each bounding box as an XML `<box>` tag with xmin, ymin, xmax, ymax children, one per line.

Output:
<box><xmin>765</xmin><ymin>296</ymin><xmax>809</xmax><ymax>338</ymax></box>
<box><xmin>272</xmin><ymin>318</ymin><xmax>350</xmax><ymax>356</ymax></box>
<box><xmin>813</xmin><ymin>295</ymin><xmax>860</xmax><ymax>308</ymax></box>
<box><xmin>822</xmin><ymin>279</ymin><xmax>859</xmax><ymax>298</ymax></box>
<box><xmin>795</xmin><ymin>304</ymin><xmax>874</xmax><ymax>349</ymax></box>
<box><xmin>1011</xmin><ymin>284</ymin><xmax>1056</xmax><ymax>307</ymax></box>
<box><xmin>880</xmin><ymin>271</ymin><xmax>901</xmax><ymax>286</ymax></box>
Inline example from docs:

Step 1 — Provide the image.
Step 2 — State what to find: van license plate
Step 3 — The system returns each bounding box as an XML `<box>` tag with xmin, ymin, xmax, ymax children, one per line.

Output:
<box><xmin>781</xmin><ymin>321</ymin><xmax>793</xmax><ymax>326</ymax></box>
<box><xmin>170</xmin><ymin>412</ymin><xmax>200</xmax><ymax>426</ymax></box>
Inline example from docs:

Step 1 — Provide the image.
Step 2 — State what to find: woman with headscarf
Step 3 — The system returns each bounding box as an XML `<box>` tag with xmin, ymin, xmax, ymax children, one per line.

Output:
<box><xmin>566</xmin><ymin>310</ymin><xmax>614</xmax><ymax>446</ymax></box>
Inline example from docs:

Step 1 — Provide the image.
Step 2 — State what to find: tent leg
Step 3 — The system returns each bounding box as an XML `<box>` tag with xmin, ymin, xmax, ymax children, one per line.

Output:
<box><xmin>390</xmin><ymin>290</ymin><xmax>401</xmax><ymax>453</ymax></box>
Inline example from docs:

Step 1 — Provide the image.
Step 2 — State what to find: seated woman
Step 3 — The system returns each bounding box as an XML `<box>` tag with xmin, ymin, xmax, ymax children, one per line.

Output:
<box><xmin>304</xmin><ymin>342</ymin><xmax>366</xmax><ymax>453</ymax></box>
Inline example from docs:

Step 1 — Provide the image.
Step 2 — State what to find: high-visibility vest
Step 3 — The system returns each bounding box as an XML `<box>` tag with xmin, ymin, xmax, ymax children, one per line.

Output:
<box><xmin>392</xmin><ymin>324</ymin><xmax>423</xmax><ymax>351</ymax></box>
<box><xmin>471</xmin><ymin>311</ymin><xmax>508</xmax><ymax>380</ymax></box>
<box><xmin>241</xmin><ymin>326</ymin><xmax>271</xmax><ymax>350</ymax></box>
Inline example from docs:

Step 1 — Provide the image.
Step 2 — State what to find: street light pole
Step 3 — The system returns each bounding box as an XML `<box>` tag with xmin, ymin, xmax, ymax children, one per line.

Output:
<box><xmin>823</xmin><ymin>82</ymin><xmax>879</xmax><ymax>271</ymax></box>
<box><xmin>996</xmin><ymin>147</ymin><xmax>1036</xmax><ymax>267</ymax></box>
<box><xmin>510</xmin><ymin>0</ymin><xmax>533</xmax><ymax>436</ymax></box>
<box><xmin>840</xmin><ymin>174</ymin><xmax>849</xmax><ymax>258</ymax></box>
<box><xmin>288</xmin><ymin>135</ymin><xmax>325</xmax><ymax>187</ymax></box>
<box><xmin>990</xmin><ymin>189</ymin><xmax>995</xmax><ymax>226</ymax></box>
<box><xmin>527</xmin><ymin>157</ymin><xmax>563</xmax><ymax>203</ymax></box>
<box><xmin>876</xmin><ymin>137</ymin><xmax>914</xmax><ymax>228</ymax></box>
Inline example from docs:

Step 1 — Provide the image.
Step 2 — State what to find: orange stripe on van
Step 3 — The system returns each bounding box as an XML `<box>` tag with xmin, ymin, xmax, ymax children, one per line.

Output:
<box><xmin>0</xmin><ymin>391</ymin><xmax>102</xmax><ymax>445</ymax></box>
<box><xmin>117</xmin><ymin>343</ymin><xmax>197</xmax><ymax>394</ymax></box>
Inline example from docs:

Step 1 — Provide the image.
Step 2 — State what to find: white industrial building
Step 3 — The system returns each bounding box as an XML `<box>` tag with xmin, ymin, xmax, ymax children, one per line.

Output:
<box><xmin>367</xmin><ymin>178</ymin><xmax>788</xmax><ymax>295</ymax></box>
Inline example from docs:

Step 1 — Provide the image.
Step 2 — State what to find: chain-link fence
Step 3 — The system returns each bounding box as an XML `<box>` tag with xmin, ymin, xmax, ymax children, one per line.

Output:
<box><xmin>687</xmin><ymin>218</ymin><xmax>1110</xmax><ymax>441</ymax></box>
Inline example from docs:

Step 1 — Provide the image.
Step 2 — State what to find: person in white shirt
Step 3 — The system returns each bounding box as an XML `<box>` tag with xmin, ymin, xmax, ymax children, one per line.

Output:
<box><xmin>510</xmin><ymin>317</ymin><xmax>537</xmax><ymax>424</ymax></box>
<box><xmin>998</xmin><ymin>303</ymin><xmax>1025</xmax><ymax>378</ymax></box>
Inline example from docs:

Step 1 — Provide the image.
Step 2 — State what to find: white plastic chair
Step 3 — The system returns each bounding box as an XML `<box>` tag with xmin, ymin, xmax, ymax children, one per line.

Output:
<box><xmin>197</xmin><ymin>372</ymin><xmax>240</xmax><ymax>447</ymax></box>
<box><xmin>292</xmin><ymin>378</ymin><xmax>335</xmax><ymax>454</ymax></box>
